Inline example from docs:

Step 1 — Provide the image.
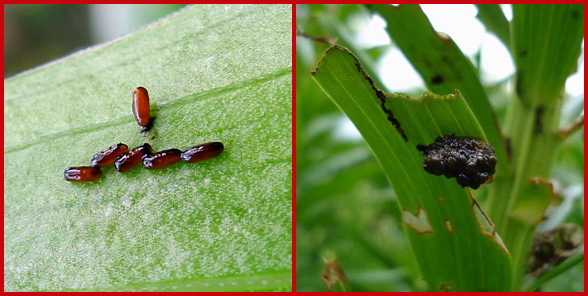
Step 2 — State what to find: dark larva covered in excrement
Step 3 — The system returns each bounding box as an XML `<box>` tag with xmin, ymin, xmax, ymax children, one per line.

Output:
<box><xmin>416</xmin><ymin>134</ymin><xmax>497</xmax><ymax>189</ymax></box>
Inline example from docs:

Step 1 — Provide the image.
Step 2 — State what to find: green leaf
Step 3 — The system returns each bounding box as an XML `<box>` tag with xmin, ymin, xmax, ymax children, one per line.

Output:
<box><xmin>495</xmin><ymin>5</ymin><xmax>584</xmax><ymax>289</ymax></box>
<box><xmin>312</xmin><ymin>45</ymin><xmax>511</xmax><ymax>291</ymax></box>
<box><xmin>511</xmin><ymin>4</ymin><xmax>584</xmax><ymax>107</ymax></box>
<box><xmin>4</xmin><ymin>5</ymin><xmax>292</xmax><ymax>292</ymax></box>
<box><xmin>475</xmin><ymin>4</ymin><xmax>511</xmax><ymax>48</ymax></box>
<box><xmin>368</xmin><ymin>4</ymin><xmax>509</xmax><ymax>169</ymax></box>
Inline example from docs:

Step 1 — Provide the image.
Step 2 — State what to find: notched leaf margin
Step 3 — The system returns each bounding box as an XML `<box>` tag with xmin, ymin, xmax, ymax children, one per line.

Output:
<box><xmin>311</xmin><ymin>45</ymin><xmax>408</xmax><ymax>142</ymax></box>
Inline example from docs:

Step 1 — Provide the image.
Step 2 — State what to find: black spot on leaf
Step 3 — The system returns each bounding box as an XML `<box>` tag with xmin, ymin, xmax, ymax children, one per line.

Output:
<box><xmin>570</xmin><ymin>10</ymin><xmax>579</xmax><ymax>20</ymax></box>
<box><xmin>534</xmin><ymin>106</ymin><xmax>544</xmax><ymax>134</ymax></box>
<box><xmin>516</xmin><ymin>71</ymin><xmax>524</xmax><ymax>97</ymax></box>
<box><xmin>504</xmin><ymin>137</ymin><xmax>512</xmax><ymax>163</ymax></box>
<box><xmin>431</xmin><ymin>74</ymin><xmax>444</xmax><ymax>84</ymax></box>
<box><xmin>417</xmin><ymin>134</ymin><xmax>497</xmax><ymax>189</ymax></box>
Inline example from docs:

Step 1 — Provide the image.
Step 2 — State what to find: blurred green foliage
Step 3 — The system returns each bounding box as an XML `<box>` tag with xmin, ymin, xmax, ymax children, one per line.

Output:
<box><xmin>4</xmin><ymin>4</ymin><xmax>187</xmax><ymax>78</ymax></box>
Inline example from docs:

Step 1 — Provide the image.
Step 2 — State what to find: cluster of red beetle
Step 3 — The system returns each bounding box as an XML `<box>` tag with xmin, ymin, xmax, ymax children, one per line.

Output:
<box><xmin>64</xmin><ymin>87</ymin><xmax>224</xmax><ymax>182</ymax></box>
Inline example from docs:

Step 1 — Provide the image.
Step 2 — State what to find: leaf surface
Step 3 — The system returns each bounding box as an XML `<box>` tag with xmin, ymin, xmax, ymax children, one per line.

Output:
<box><xmin>312</xmin><ymin>45</ymin><xmax>511</xmax><ymax>291</ymax></box>
<box><xmin>4</xmin><ymin>4</ymin><xmax>292</xmax><ymax>291</ymax></box>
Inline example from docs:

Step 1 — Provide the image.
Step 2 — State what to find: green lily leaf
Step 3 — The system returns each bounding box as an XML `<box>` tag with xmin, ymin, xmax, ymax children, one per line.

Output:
<box><xmin>368</xmin><ymin>4</ymin><xmax>510</xmax><ymax>175</ymax></box>
<box><xmin>4</xmin><ymin>4</ymin><xmax>292</xmax><ymax>292</ymax></box>
<box><xmin>511</xmin><ymin>4</ymin><xmax>584</xmax><ymax>107</ymax></box>
<box><xmin>312</xmin><ymin>45</ymin><xmax>511</xmax><ymax>291</ymax></box>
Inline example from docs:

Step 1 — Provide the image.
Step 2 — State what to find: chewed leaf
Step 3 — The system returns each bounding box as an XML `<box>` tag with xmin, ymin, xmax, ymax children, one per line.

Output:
<box><xmin>312</xmin><ymin>45</ymin><xmax>511</xmax><ymax>291</ymax></box>
<box><xmin>403</xmin><ymin>207</ymin><xmax>434</xmax><ymax>234</ymax></box>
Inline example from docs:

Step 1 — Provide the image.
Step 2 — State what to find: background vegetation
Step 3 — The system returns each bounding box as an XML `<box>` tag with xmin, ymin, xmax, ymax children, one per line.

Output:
<box><xmin>4</xmin><ymin>4</ymin><xmax>187</xmax><ymax>78</ymax></box>
<box><xmin>296</xmin><ymin>4</ymin><xmax>583</xmax><ymax>292</ymax></box>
